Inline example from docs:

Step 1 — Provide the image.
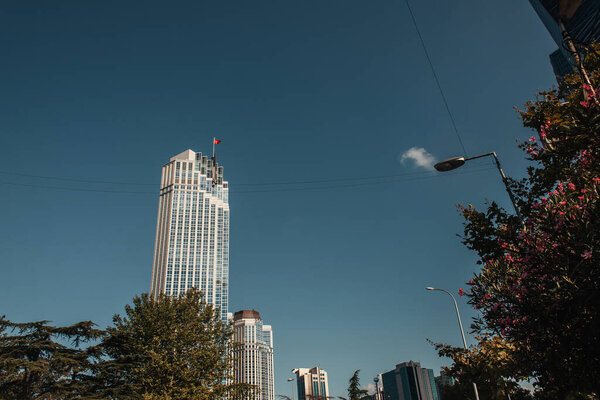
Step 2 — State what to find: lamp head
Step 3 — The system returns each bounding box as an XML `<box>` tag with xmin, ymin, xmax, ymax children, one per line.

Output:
<box><xmin>434</xmin><ymin>157</ymin><xmax>466</xmax><ymax>172</ymax></box>
<box><xmin>288</xmin><ymin>378</ymin><xmax>294</xmax><ymax>382</ymax></box>
<box><xmin>426</xmin><ymin>287</ymin><xmax>435</xmax><ymax>291</ymax></box>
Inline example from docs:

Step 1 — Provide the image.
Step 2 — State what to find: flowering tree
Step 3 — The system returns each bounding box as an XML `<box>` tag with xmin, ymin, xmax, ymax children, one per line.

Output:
<box><xmin>442</xmin><ymin>46</ymin><xmax>600</xmax><ymax>398</ymax></box>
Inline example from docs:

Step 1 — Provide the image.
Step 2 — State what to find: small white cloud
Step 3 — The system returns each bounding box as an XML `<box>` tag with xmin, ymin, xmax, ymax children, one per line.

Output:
<box><xmin>365</xmin><ymin>383</ymin><xmax>377</xmax><ymax>394</ymax></box>
<box><xmin>399</xmin><ymin>146</ymin><xmax>436</xmax><ymax>171</ymax></box>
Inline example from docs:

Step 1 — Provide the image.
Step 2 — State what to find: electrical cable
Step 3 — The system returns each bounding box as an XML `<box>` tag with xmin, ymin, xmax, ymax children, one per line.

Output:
<box><xmin>0</xmin><ymin>163</ymin><xmax>483</xmax><ymax>188</ymax></box>
<box><xmin>0</xmin><ymin>170</ymin><xmax>156</xmax><ymax>186</ymax></box>
<box><xmin>403</xmin><ymin>0</ymin><xmax>468</xmax><ymax>156</ymax></box>
<box><xmin>0</xmin><ymin>165</ymin><xmax>496</xmax><ymax>195</ymax></box>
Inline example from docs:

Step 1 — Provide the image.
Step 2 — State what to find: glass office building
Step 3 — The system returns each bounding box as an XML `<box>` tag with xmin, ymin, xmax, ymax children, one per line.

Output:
<box><xmin>528</xmin><ymin>0</ymin><xmax>600</xmax><ymax>80</ymax></box>
<box><xmin>381</xmin><ymin>361</ymin><xmax>439</xmax><ymax>400</ymax></box>
<box><xmin>150</xmin><ymin>149</ymin><xmax>229</xmax><ymax>320</ymax></box>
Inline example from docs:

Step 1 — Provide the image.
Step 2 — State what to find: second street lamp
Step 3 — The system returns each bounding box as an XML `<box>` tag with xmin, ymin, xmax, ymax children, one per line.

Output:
<box><xmin>288</xmin><ymin>376</ymin><xmax>295</xmax><ymax>400</ymax></box>
<box><xmin>434</xmin><ymin>152</ymin><xmax>522</xmax><ymax>222</ymax></box>
<box><xmin>426</xmin><ymin>286</ymin><xmax>481</xmax><ymax>400</ymax></box>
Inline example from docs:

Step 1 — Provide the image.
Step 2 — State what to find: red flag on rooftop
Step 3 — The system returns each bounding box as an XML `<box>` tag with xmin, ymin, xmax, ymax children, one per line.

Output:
<box><xmin>214</xmin><ymin>139</ymin><xmax>222</xmax><ymax>144</ymax></box>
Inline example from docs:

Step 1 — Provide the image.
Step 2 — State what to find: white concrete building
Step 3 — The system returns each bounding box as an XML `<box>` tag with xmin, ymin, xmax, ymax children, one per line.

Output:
<box><xmin>232</xmin><ymin>310</ymin><xmax>274</xmax><ymax>400</ymax></box>
<box><xmin>294</xmin><ymin>367</ymin><xmax>329</xmax><ymax>400</ymax></box>
<box><xmin>150</xmin><ymin>149</ymin><xmax>229</xmax><ymax>320</ymax></box>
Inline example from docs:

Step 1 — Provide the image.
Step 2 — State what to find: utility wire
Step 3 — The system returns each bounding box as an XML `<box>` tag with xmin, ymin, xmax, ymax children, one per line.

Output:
<box><xmin>233</xmin><ymin>166</ymin><xmax>495</xmax><ymax>193</ymax></box>
<box><xmin>0</xmin><ymin>170</ymin><xmax>157</xmax><ymax>186</ymax></box>
<box><xmin>0</xmin><ymin>180</ymin><xmax>155</xmax><ymax>194</ymax></box>
<box><xmin>0</xmin><ymin>168</ymin><xmax>442</xmax><ymax>187</ymax></box>
<box><xmin>0</xmin><ymin>164</ymin><xmax>482</xmax><ymax>187</ymax></box>
<box><xmin>403</xmin><ymin>0</ymin><xmax>468</xmax><ymax>156</ymax></box>
<box><xmin>0</xmin><ymin>166</ymin><xmax>496</xmax><ymax>195</ymax></box>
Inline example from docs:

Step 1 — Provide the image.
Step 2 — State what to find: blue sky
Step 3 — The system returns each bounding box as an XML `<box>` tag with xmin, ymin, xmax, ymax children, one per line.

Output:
<box><xmin>1</xmin><ymin>1</ymin><xmax>557</xmax><ymax>396</ymax></box>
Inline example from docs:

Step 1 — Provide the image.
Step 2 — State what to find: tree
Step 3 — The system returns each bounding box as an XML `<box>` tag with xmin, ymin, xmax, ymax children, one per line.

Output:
<box><xmin>454</xmin><ymin>45</ymin><xmax>600</xmax><ymax>398</ymax></box>
<box><xmin>338</xmin><ymin>370</ymin><xmax>369</xmax><ymax>400</ymax></box>
<box><xmin>432</xmin><ymin>336</ymin><xmax>534</xmax><ymax>400</ymax></box>
<box><xmin>90</xmin><ymin>289</ymin><xmax>256</xmax><ymax>400</ymax></box>
<box><xmin>0</xmin><ymin>316</ymin><xmax>103</xmax><ymax>399</ymax></box>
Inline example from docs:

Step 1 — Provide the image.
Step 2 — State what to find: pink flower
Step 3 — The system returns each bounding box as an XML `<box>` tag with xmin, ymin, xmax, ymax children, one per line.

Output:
<box><xmin>582</xmin><ymin>250</ymin><xmax>592</xmax><ymax>260</ymax></box>
<box><xmin>540</xmin><ymin>121</ymin><xmax>550</xmax><ymax>140</ymax></box>
<box><xmin>458</xmin><ymin>288</ymin><xmax>465</xmax><ymax>297</ymax></box>
<box><xmin>593</xmin><ymin>177</ymin><xmax>600</xmax><ymax>184</ymax></box>
<box><xmin>568</xmin><ymin>183</ymin><xmax>576</xmax><ymax>190</ymax></box>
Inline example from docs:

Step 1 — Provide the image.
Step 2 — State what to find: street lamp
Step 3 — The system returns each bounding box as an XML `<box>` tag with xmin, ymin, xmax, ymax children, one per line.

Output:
<box><xmin>426</xmin><ymin>286</ymin><xmax>481</xmax><ymax>400</ymax></box>
<box><xmin>373</xmin><ymin>376</ymin><xmax>380</xmax><ymax>400</ymax></box>
<box><xmin>288</xmin><ymin>377</ymin><xmax>295</xmax><ymax>400</ymax></box>
<box><xmin>434</xmin><ymin>152</ymin><xmax>522</xmax><ymax>222</ymax></box>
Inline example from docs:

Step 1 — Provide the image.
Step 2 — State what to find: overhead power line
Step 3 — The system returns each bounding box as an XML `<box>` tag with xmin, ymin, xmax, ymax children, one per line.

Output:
<box><xmin>403</xmin><ymin>0</ymin><xmax>468</xmax><ymax>156</ymax></box>
<box><xmin>0</xmin><ymin>170</ymin><xmax>157</xmax><ymax>186</ymax></box>
<box><xmin>0</xmin><ymin>166</ymin><xmax>496</xmax><ymax>195</ymax></box>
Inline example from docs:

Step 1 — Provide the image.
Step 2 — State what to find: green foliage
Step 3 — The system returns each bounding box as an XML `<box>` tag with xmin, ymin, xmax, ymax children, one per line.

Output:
<box><xmin>453</xmin><ymin>45</ymin><xmax>600</xmax><ymax>398</ymax></box>
<box><xmin>432</xmin><ymin>336</ymin><xmax>533</xmax><ymax>400</ymax></box>
<box><xmin>339</xmin><ymin>370</ymin><xmax>368</xmax><ymax>400</ymax></box>
<box><xmin>0</xmin><ymin>316</ymin><xmax>103</xmax><ymax>399</ymax></box>
<box><xmin>90</xmin><ymin>288</ymin><xmax>256</xmax><ymax>400</ymax></box>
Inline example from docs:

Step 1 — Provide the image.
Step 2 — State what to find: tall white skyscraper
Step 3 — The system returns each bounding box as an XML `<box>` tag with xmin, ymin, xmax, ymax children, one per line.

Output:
<box><xmin>150</xmin><ymin>149</ymin><xmax>229</xmax><ymax>320</ymax></box>
<box><xmin>232</xmin><ymin>310</ymin><xmax>274</xmax><ymax>400</ymax></box>
<box><xmin>294</xmin><ymin>367</ymin><xmax>329</xmax><ymax>400</ymax></box>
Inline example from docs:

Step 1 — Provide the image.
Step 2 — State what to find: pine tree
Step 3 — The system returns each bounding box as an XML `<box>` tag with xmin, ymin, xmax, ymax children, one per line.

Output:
<box><xmin>0</xmin><ymin>316</ymin><xmax>103</xmax><ymax>399</ymax></box>
<box><xmin>339</xmin><ymin>370</ymin><xmax>368</xmax><ymax>400</ymax></box>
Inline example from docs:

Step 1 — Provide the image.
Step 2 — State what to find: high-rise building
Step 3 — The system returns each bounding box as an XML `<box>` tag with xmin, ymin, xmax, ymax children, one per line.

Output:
<box><xmin>381</xmin><ymin>361</ymin><xmax>439</xmax><ymax>400</ymax></box>
<box><xmin>528</xmin><ymin>0</ymin><xmax>600</xmax><ymax>80</ymax></box>
<box><xmin>150</xmin><ymin>149</ymin><xmax>230</xmax><ymax>320</ymax></box>
<box><xmin>294</xmin><ymin>367</ymin><xmax>329</xmax><ymax>400</ymax></box>
<box><xmin>232</xmin><ymin>310</ymin><xmax>275</xmax><ymax>400</ymax></box>
<box><xmin>434</xmin><ymin>372</ymin><xmax>455</xmax><ymax>397</ymax></box>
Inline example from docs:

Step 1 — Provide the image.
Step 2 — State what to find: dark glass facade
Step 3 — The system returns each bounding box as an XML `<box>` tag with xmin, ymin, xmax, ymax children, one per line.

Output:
<box><xmin>381</xmin><ymin>361</ymin><xmax>440</xmax><ymax>400</ymax></box>
<box><xmin>529</xmin><ymin>0</ymin><xmax>600</xmax><ymax>81</ymax></box>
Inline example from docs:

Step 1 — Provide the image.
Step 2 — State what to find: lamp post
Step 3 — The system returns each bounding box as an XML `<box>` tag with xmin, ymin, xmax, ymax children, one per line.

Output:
<box><xmin>434</xmin><ymin>152</ymin><xmax>522</xmax><ymax>222</ymax></box>
<box><xmin>288</xmin><ymin>377</ymin><xmax>295</xmax><ymax>400</ymax></box>
<box><xmin>426</xmin><ymin>286</ymin><xmax>480</xmax><ymax>400</ymax></box>
<box><xmin>373</xmin><ymin>376</ymin><xmax>380</xmax><ymax>400</ymax></box>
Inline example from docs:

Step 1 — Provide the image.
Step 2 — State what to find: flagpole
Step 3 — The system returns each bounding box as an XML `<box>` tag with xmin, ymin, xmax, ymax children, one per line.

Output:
<box><xmin>212</xmin><ymin>137</ymin><xmax>215</xmax><ymax>158</ymax></box>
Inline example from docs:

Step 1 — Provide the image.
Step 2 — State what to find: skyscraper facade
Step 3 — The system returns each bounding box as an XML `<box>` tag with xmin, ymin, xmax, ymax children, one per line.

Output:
<box><xmin>294</xmin><ymin>367</ymin><xmax>329</xmax><ymax>400</ymax></box>
<box><xmin>232</xmin><ymin>310</ymin><xmax>275</xmax><ymax>400</ymax></box>
<box><xmin>150</xmin><ymin>149</ymin><xmax>230</xmax><ymax>320</ymax></box>
<box><xmin>528</xmin><ymin>0</ymin><xmax>600</xmax><ymax>80</ymax></box>
<box><xmin>381</xmin><ymin>361</ymin><xmax>439</xmax><ymax>400</ymax></box>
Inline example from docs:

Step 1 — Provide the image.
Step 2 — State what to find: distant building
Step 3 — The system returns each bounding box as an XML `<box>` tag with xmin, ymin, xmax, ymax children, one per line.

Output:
<box><xmin>435</xmin><ymin>372</ymin><xmax>455</xmax><ymax>398</ymax></box>
<box><xmin>294</xmin><ymin>367</ymin><xmax>329</xmax><ymax>400</ymax></box>
<box><xmin>381</xmin><ymin>361</ymin><xmax>439</xmax><ymax>400</ymax></box>
<box><xmin>528</xmin><ymin>0</ymin><xmax>600</xmax><ymax>80</ymax></box>
<box><xmin>232</xmin><ymin>310</ymin><xmax>274</xmax><ymax>400</ymax></box>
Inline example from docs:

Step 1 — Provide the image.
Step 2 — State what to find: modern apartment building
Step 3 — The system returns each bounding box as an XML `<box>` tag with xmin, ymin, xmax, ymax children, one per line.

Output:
<box><xmin>381</xmin><ymin>361</ymin><xmax>439</xmax><ymax>400</ymax></box>
<box><xmin>294</xmin><ymin>367</ymin><xmax>329</xmax><ymax>400</ymax></box>
<box><xmin>150</xmin><ymin>149</ymin><xmax>230</xmax><ymax>320</ymax></box>
<box><xmin>232</xmin><ymin>310</ymin><xmax>275</xmax><ymax>400</ymax></box>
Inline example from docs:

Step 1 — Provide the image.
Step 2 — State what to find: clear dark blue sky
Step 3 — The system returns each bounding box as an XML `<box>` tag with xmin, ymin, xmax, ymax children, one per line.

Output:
<box><xmin>1</xmin><ymin>1</ymin><xmax>556</xmax><ymax>396</ymax></box>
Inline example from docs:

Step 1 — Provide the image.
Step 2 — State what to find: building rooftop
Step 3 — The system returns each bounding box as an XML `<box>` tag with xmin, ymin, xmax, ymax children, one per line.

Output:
<box><xmin>233</xmin><ymin>310</ymin><xmax>261</xmax><ymax>321</ymax></box>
